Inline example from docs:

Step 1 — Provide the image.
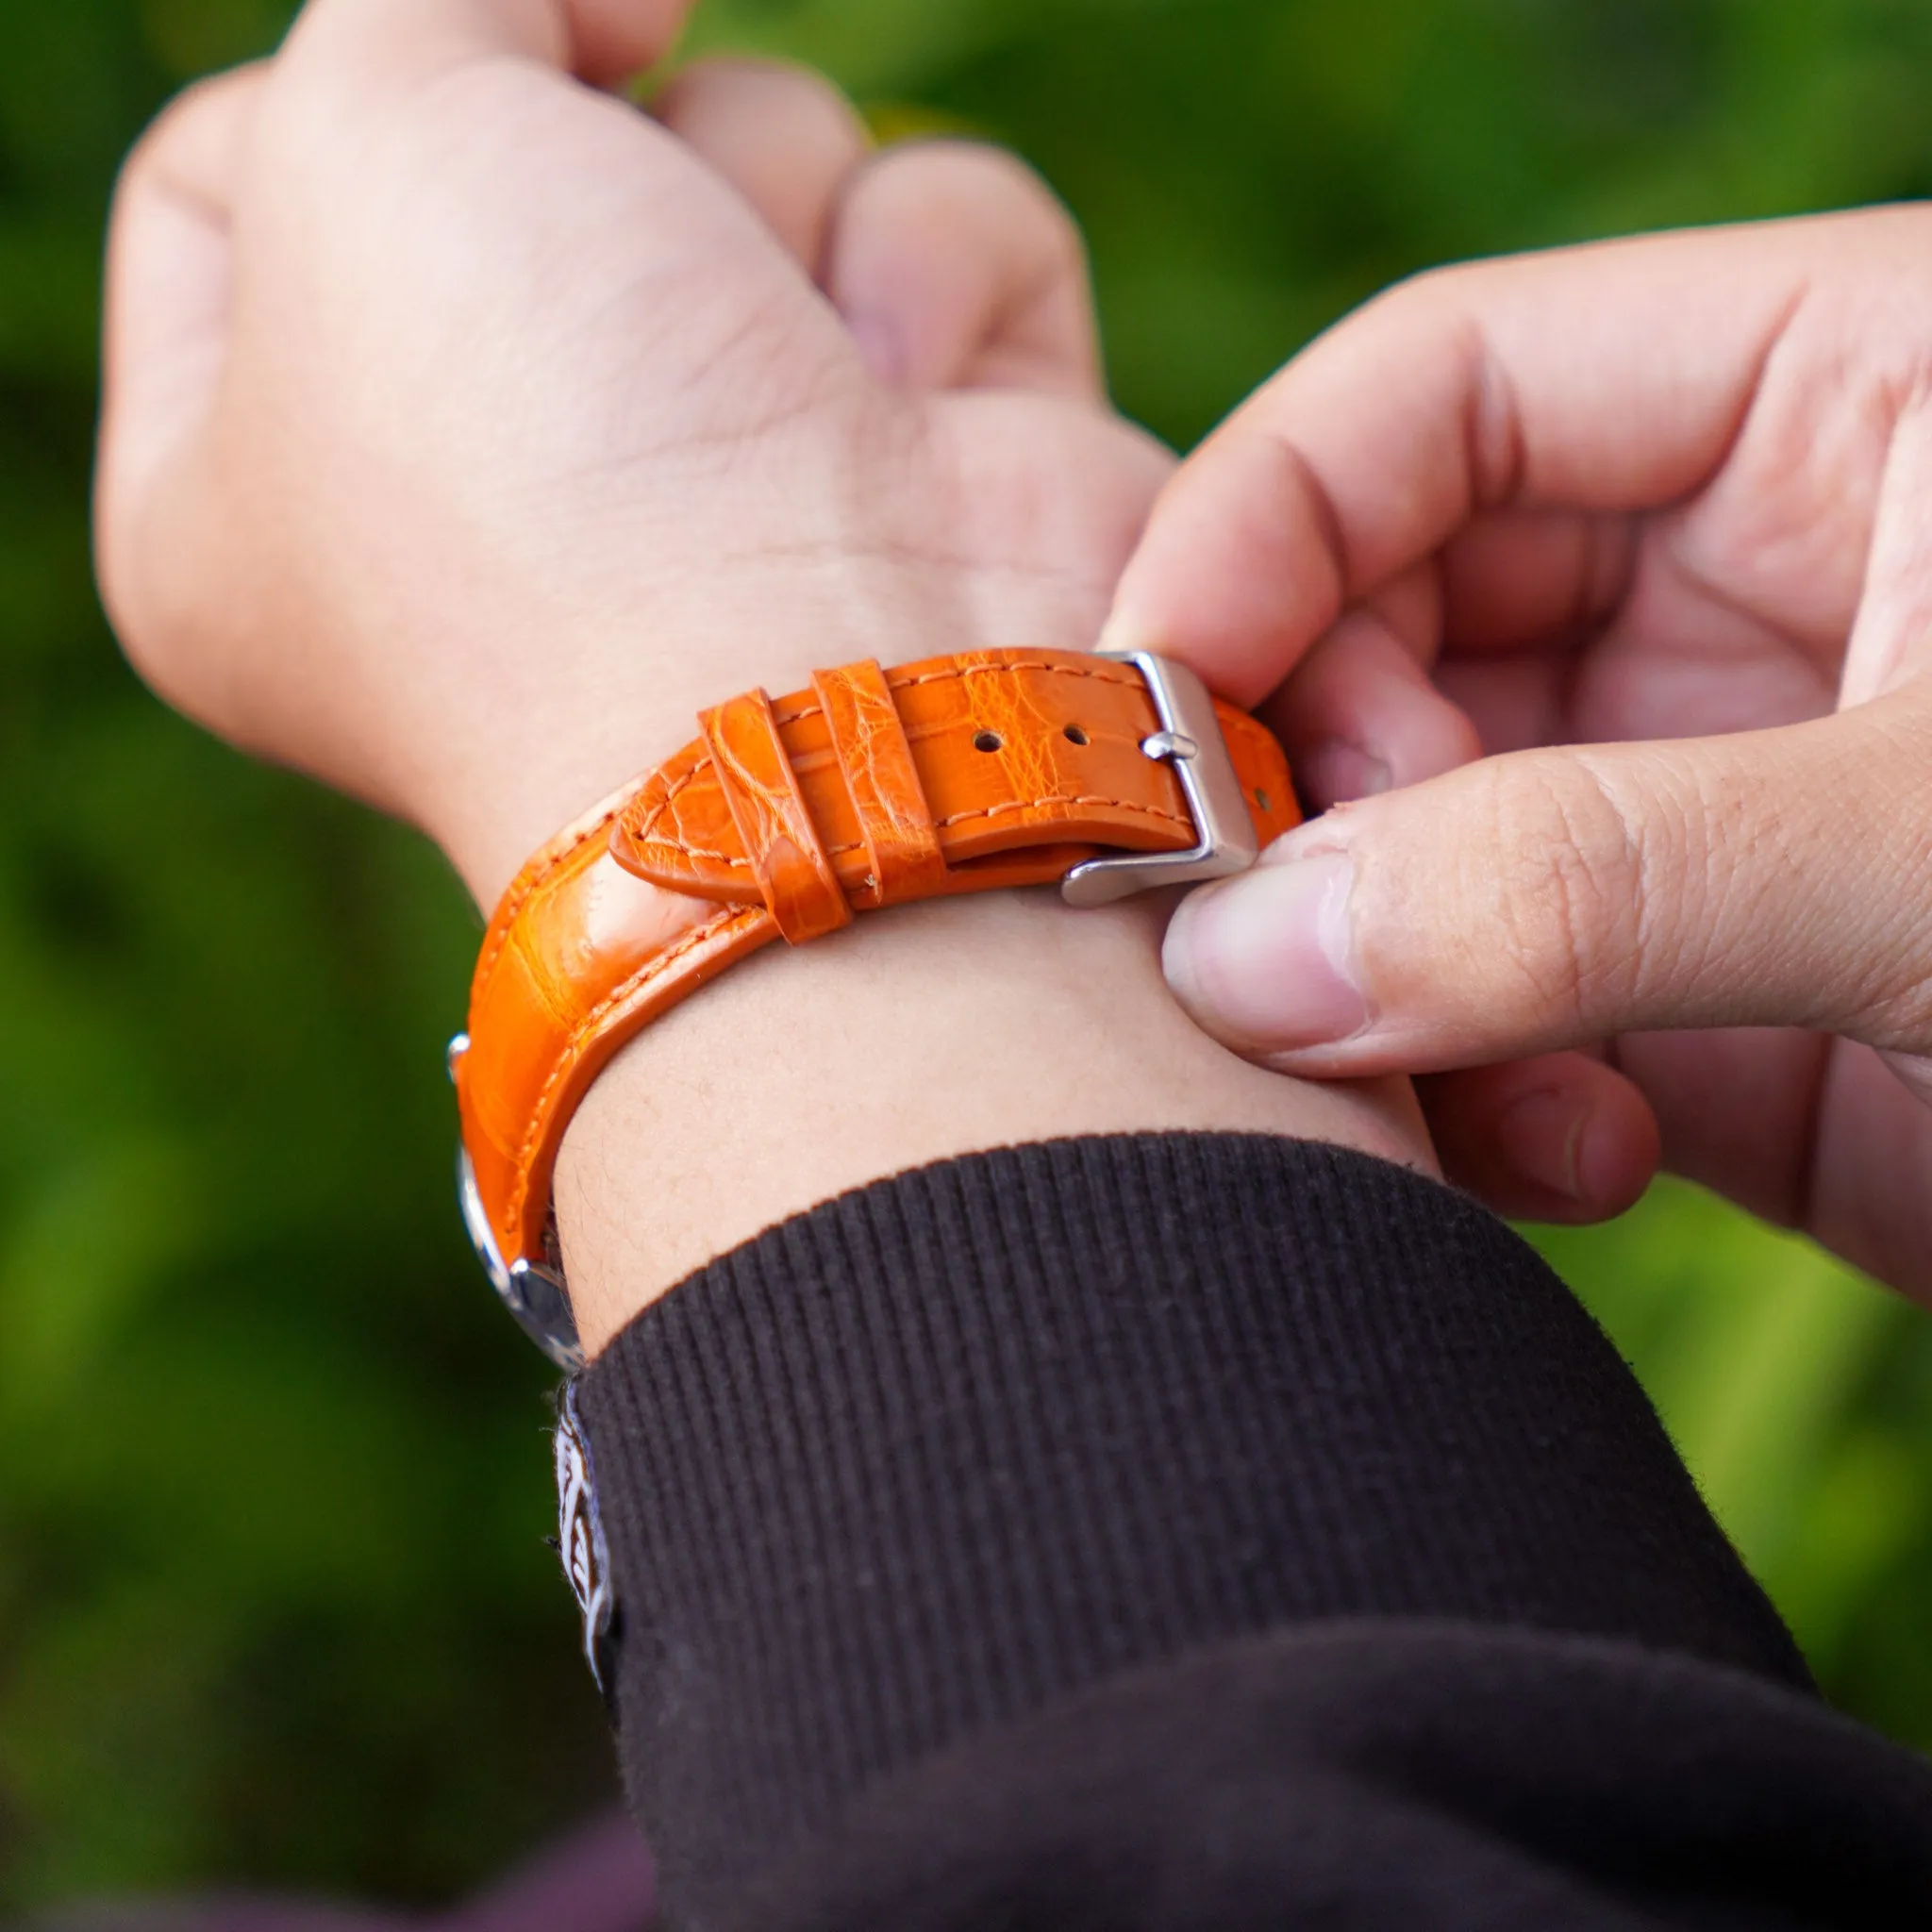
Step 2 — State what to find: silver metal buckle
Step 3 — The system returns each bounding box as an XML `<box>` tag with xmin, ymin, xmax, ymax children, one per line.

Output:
<box><xmin>450</xmin><ymin>1036</ymin><xmax>586</xmax><ymax>1374</ymax></box>
<box><xmin>1061</xmin><ymin>651</ymin><xmax>1263</xmax><ymax>908</ymax></box>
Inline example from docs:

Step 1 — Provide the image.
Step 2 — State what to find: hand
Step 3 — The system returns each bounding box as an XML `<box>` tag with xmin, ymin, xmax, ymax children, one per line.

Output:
<box><xmin>96</xmin><ymin>0</ymin><xmax>1436</xmax><ymax>1341</ymax></box>
<box><xmin>97</xmin><ymin>0</ymin><xmax>1170</xmax><ymax>906</ymax></box>
<box><xmin>1105</xmin><ymin>208</ymin><xmax>1932</xmax><ymax>1295</ymax></box>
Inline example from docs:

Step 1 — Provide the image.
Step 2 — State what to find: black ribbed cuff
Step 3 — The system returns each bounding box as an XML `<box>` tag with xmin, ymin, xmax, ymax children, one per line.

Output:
<box><xmin>575</xmin><ymin>1134</ymin><xmax>1804</xmax><ymax>1914</ymax></box>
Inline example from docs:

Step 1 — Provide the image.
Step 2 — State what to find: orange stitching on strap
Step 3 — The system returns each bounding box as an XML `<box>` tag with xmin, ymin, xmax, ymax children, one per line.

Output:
<box><xmin>507</xmin><ymin>904</ymin><xmax>765</xmax><ymax>1226</ymax></box>
<box><xmin>626</xmin><ymin>758</ymin><xmax>708</xmax><ymax>851</ymax></box>
<box><xmin>634</xmin><ymin>839</ymin><xmax>864</xmax><ymax>872</ymax></box>
<box><xmin>934</xmin><ymin>795</ymin><xmax>1190</xmax><ymax>831</ymax></box>
<box><xmin>770</xmin><ymin>657</ymin><xmax>1145</xmax><ymax>718</ymax></box>
<box><xmin>891</xmin><ymin>659</ymin><xmax>1144</xmax><ymax>690</ymax></box>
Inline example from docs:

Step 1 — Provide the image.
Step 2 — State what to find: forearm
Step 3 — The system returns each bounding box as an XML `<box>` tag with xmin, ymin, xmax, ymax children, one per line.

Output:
<box><xmin>574</xmin><ymin>1135</ymin><xmax>1898</xmax><ymax>1926</ymax></box>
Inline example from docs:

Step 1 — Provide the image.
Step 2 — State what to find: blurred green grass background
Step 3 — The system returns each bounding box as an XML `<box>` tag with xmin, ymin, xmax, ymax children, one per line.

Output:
<box><xmin>6</xmin><ymin>0</ymin><xmax>1932</xmax><ymax>1913</ymax></box>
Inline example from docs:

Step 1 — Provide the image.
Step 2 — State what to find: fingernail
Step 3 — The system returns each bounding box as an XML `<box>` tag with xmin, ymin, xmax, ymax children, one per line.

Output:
<box><xmin>847</xmin><ymin>311</ymin><xmax>907</xmax><ymax>387</ymax></box>
<box><xmin>1163</xmin><ymin>850</ymin><xmax>1369</xmax><ymax>1051</ymax></box>
<box><xmin>1493</xmin><ymin>1088</ymin><xmax>1589</xmax><ymax>1204</ymax></box>
<box><xmin>1299</xmin><ymin>739</ymin><xmax>1392</xmax><ymax>807</ymax></box>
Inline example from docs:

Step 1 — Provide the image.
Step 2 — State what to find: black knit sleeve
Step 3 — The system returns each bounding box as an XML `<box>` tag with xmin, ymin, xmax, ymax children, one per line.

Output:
<box><xmin>572</xmin><ymin>1134</ymin><xmax>1932</xmax><ymax>1929</ymax></box>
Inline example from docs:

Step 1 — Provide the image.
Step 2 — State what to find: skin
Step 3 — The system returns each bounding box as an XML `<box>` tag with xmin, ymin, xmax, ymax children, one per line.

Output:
<box><xmin>95</xmin><ymin>0</ymin><xmax>1433</xmax><ymax>1355</ymax></box>
<box><xmin>1108</xmin><ymin>210</ymin><xmax>1932</xmax><ymax>1300</ymax></box>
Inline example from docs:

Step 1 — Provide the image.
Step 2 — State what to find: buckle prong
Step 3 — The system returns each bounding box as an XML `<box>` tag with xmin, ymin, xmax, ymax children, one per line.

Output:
<box><xmin>1061</xmin><ymin>652</ymin><xmax>1262</xmax><ymax>908</ymax></box>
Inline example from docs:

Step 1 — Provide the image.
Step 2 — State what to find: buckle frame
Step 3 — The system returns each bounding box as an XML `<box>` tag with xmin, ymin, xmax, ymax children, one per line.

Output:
<box><xmin>1060</xmin><ymin>651</ymin><xmax>1262</xmax><ymax>908</ymax></box>
<box><xmin>452</xmin><ymin>1052</ymin><xmax>585</xmax><ymax>1373</ymax></box>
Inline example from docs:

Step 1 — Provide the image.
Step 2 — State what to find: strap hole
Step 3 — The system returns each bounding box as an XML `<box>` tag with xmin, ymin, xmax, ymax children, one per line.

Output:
<box><xmin>1063</xmin><ymin>724</ymin><xmax>1090</xmax><ymax>745</ymax></box>
<box><xmin>974</xmin><ymin>730</ymin><xmax>1004</xmax><ymax>753</ymax></box>
<box><xmin>1256</xmin><ymin>788</ymin><xmax>1272</xmax><ymax>813</ymax></box>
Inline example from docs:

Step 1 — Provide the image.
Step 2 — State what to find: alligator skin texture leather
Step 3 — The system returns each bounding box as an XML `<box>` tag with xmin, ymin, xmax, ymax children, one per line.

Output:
<box><xmin>458</xmin><ymin>650</ymin><xmax>1298</xmax><ymax>1272</ymax></box>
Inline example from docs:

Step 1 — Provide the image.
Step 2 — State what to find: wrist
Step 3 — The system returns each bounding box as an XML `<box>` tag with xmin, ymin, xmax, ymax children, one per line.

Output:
<box><xmin>554</xmin><ymin>885</ymin><xmax>1437</xmax><ymax>1357</ymax></box>
<box><xmin>444</xmin><ymin>610</ymin><xmax>1436</xmax><ymax>1359</ymax></box>
<box><xmin>429</xmin><ymin>548</ymin><xmax>1085</xmax><ymax>909</ymax></box>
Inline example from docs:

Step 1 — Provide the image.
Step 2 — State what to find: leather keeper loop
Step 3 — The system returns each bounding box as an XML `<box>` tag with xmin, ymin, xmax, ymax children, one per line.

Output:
<box><xmin>700</xmin><ymin>688</ymin><xmax>853</xmax><ymax>944</ymax></box>
<box><xmin>811</xmin><ymin>659</ymin><xmax>949</xmax><ymax>908</ymax></box>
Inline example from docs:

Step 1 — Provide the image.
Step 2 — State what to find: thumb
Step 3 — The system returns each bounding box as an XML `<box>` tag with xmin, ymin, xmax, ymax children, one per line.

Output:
<box><xmin>1164</xmin><ymin>694</ymin><xmax>1932</xmax><ymax>1074</ymax></box>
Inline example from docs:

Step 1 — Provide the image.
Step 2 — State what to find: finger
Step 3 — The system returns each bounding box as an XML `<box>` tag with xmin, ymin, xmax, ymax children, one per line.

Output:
<box><xmin>1285</xmin><ymin>510</ymin><xmax>1629</xmax><ymax>778</ymax></box>
<box><xmin>1101</xmin><ymin>216</ymin><xmax>1845</xmax><ymax>705</ymax></box>
<box><xmin>286</xmin><ymin>0</ymin><xmax>695</xmax><ymax>93</ymax></box>
<box><xmin>1419</xmin><ymin>1053</ymin><xmax>1659</xmax><ymax>1224</ymax></box>
<box><xmin>1436</xmin><ymin>508</ymin><xmax>1637</xmax><ymax>657</ymax></box>
<box><xmin>1610</xmin><ymin>1025</ymin><xmax>1831</xmax><ymax>1229</ymax></box>
<box><xmin>654</xmin><ymin>57</ymin><xmax>869</xmax><ymax>270</ymax></box>
<box><xmin>1161</xmin><ymin>691</ymin><xmax>1932</xmax><ymax>1075</ymax></box>
<box><xmin>1264</xmin><ymin>605</ymin><xmax>1483</xmax><ymax>809</ymax></box>
<box><xmin>824</xmin><ymin>139</ymin><xmax>1100</xmax><ymax>398</ymax></box>
<box><xmin>1609</xmin><ymin>1026</ymin><xmax>1932</xmax><ymax>1300</ymax></box>
<box><xmin>96</xmin><ymin>65</ymin><xmax>263</xmax><ymax>680</ymax></box>
<box><xmin>1841</xmin><ymin>398</ymin><xmax>1932</xmax><ymax>704</ymax></box>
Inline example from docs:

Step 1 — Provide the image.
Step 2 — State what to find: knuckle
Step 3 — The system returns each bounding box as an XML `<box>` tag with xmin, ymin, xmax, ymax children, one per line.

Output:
<box><xmin>124</xmin><ymin>64</ymin><xmax>253</xmax><ymax>171</ymax></box>
<box><xmin>91</xmin><ymin>506</ymin><xmax>142</xmax><ymax>650</ymax></box>
<box><xmin>141</xmin><ymin>71</ymin><xmax>225</xmax><ymax>146</ymax></box>
<box><xmin>96</xmin><ymin>502</ymin><xmax>231</xmax><ymax>730</ymax></box>
<box><xmin>867</xmin><ymin>139</ymin><xmax>1089</xmax><ymax>289</ymax></box>
<box><xmin>908</xmin><ymin>139</ymin><xmax>1076</xmax><ymax>231</ymax></box>
<box><xmin>1835</xmin><ymin>714</ymin><xmax>1932</xmax><ymax>1041</ymax></box>
<box><xmin>113</xmin><ymin>61</ymin><xmax>271</xmax><ymax>229</ymax></box>
<box><xmin>783</xmin><ymin>59</ymin><xmax>866</xmax><ymax>126</ymax></box>
<box><xmin>1365</xmin><ymin>259</ymin><xmax>1472</xmax><ymax>332</ymax></box>
<box><xmin>98</xmin><ymin>549</ymin><xmax>185</xmax><ymax>704</ymax></box>
<box><xmin>112</xmin><ymin>101</ymin><xmax>188</xmax><ymax>209</ymax></box>
<box><xmin>1468</xmin><ymin>751</ymin><xmax>1674</xmax><ymax>1030</ymax></box>
<box><xmin>670</xmin><ymin>53</ymin><xmax>856</xmax><ymax>123</ymax></box>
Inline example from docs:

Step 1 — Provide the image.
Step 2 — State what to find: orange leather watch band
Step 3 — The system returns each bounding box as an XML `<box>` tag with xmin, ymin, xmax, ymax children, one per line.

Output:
<box><xmin>453</xmin><ymin>649</ymin><xmax>1297</xmax><ymax>1358</ymax></box>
